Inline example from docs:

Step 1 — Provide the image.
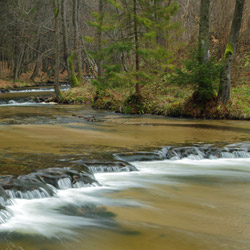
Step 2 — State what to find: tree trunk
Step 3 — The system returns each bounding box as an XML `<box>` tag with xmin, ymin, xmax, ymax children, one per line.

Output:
<box><xmin>54</xmin><ymin>0</ymin><xmax>62</xmax><ymax>101</ymax></box>
<box><xmin>196</xmin><ymin>0</ymin><xmax>214</xmax><ymax>103</ymax></box>
<box><xmin>198</xmin><ymin>0</ymin><xmax>210</xmax><ymax>64</ymax></box>
<box><xmin>133</xmin><ymin>0</ymin><xmax>140</xmax><ymax>97</ymax></box>
<box><xmin>97</xmin><ymin>0</ymin><xmax>104</xmax><ymax>78</ymax></box>
<box><xmin>73</xmin><ymin>0</ymin><xmax>82</xmax><ymax>84</ymax></box>
<box><xmin>218</xmin><ymin>0</ymin><xmax>245</xmax><ymax>104</ymax></box>
<box><xmin>61</xmin><ymin>0</ymin><xmax>71</xmax><ymax>84</ymax></box>
<box><xmin>30</xmin><ymin>39</ymin><xmax>42</xmax><ymax>82</ymax></box>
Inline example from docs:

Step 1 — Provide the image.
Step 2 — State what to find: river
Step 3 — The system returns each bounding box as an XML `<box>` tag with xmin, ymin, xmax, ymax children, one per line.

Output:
<box><xmin>0</xmin><ymin>88</ymin><xmax>250</xmax><ymax>250</ymax></box>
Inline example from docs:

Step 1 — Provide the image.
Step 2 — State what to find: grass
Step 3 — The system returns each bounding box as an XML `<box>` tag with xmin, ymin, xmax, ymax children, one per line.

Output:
<box><xmin>61</xmin><ymin>78</ymin><xmax>250</xmax><ymax>120</ymax></box>
<box><xmin>61</xmin><ymin>83</ymin><xmax>95</xmax><ymax>104</ymax></box>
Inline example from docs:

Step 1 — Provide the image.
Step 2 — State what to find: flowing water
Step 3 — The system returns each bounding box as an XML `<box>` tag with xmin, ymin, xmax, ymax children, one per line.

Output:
<box><xmin>1</xmin><ymin>88</ymin><xmax>250</xmax><ymax>250</ymax></box>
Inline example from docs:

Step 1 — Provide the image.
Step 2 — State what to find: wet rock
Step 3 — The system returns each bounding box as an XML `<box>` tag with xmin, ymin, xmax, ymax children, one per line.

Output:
<box><xmin>114</xmin><ymin>152</ymin><xmax>163</xmax><ymax>162</ymax></box>
<box><xmin>33</xmin><ymin>167</ymin><xmax>98</xmax><ymax>190</ymax></box>
<box><xmin>78</xmin><ymin>115</ymin><xmax>97</xmax><ymax>122</ymax></box>
<box><xmin>0</xmin><ymin>175</ymin><xmax>54</xmax><ymax>199</ymax></box>
<box><xmin>0</xmin><ymin>167</ymin><xmax>99</xmax><ymax>198</ymax></box>
<box><xmin>0</xmin><ymin>89</ymin><xmax>10</xmax><ymax>93</ymax></box>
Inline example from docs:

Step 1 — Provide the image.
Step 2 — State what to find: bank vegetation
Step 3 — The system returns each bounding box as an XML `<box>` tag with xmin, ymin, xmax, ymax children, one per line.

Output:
<box><xmin>0</xmin><ymin>0</ymin><xmax>249</xmax><ymax>119</ymax></box>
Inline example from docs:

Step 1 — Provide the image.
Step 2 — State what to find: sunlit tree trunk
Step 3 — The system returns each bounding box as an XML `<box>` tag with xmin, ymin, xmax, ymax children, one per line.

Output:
<box><xmin>218</xmin><ymin>0</ymin><xmax>245</xmax><ymax>104</ymax></box>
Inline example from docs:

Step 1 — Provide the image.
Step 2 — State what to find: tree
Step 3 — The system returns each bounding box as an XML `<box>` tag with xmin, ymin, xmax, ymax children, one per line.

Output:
<box><xmin>198</xmin><ymin>0</ymin><xmax>210</xmax><ymax>65</ymax></box>
<box><xmin>96</xmin><ymin>0</ymin><xmax>104</xmax><ymax>78</ymax></box>
<box><xmin>61</xmin><ymin>0</ymin><xmax>71</xmax><ymax>84</ymax></box>
<box><xmin>72</xmin><ymin>0</ymin><xmax>83</xmax><ymax>84</ymax></box>
<box><xmin>133</xmin><ymin>0</ymin><xmax>140</xmax><ymax>97</ymax></box>
<box><xmin>218</xmin><ymin>0</ymin><xmax>245</xmax><ymax>104</ymax></box>
<box><xmin>53</xmin><ymin>0</ymin><xmax>62</xmax><ymax>101</ymax></box>
<box><xmin>195</xmin><ymin>0</ymin><xmax>215</xmax><ymax>102</ymax></box>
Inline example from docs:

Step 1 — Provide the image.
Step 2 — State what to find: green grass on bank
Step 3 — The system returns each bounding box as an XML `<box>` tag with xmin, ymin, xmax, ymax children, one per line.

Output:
<box><xmin>61</xmin><ymin>81</ymin><xmax>250</xmax><ymax>119</ymax></box>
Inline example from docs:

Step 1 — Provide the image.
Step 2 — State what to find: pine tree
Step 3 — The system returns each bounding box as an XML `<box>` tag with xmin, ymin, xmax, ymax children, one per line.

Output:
<box><xmin>88</xmin><ymin>0</ymin><xmax>179</xmax><ymax>96</ymax></box>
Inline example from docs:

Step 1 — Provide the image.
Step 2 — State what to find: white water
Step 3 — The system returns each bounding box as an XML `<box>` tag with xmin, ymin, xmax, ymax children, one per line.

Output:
<box><xmin>9</xmin><ymin>86</ymin><xmax>70</xmax><ymax>93</ymax></box>
<box><xmin>1</xmin><ymin>157</ymin><xmax>250</xmax><ymax>240</ymax></box>
<box><xmin>0</xmin><ymin>100</ymin><xmax>56</xmax><ymax>107</ymax></box>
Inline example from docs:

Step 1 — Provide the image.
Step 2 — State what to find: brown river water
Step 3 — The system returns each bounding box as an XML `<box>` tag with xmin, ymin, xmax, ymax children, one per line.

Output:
<box><xmin>0</xmin><ymin>91</ymin><xmax>250</xmax><ymax>250</ymax></box>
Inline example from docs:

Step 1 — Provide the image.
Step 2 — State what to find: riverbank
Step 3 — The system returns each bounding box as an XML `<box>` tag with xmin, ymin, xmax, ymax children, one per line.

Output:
<box><xmin>60</xmin><ymin>82</ymin><xmax>250</xmax><ymax>120</ymax></box>
<box><xmin>0</xmin><ymin>73</ymin><xmax>249</xmax><ymax>120</ymax></box>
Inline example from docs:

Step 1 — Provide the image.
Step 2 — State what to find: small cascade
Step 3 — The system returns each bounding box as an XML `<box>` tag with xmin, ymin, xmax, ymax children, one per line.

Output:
<box><xmin>58</xmin><ymin>178</ymin><xmax>72</xmax><ymax>190</ymax></box>
<box><xmin>72</xmin><ymin>181</ymin><xmax>99</xmax><ymax>188</ymax></box>
<box><xmin>0</xmin><ymin>186</ymin><xmax>14</xmax><ymax>206</ymax></box>
<box><xmin>0</xmin><ymin>196</ymin><xmax>14</xmax><ymax>207</ymax></box>
<box><xmin>85</xmin><ymin>161</ymin><xmax>138</xmax><ymax>173</ymax></box>
<box><xmin>157</xmin><ymin>143</ymin><xmax>250</xmax><ymax>161</ymax></box>
<box><xmin>5</xmin><ymin>188</ymin><xmax>51</xmax><ymax>200</ymax></box>
<box><xmin>233</xmin><ymin>151</ymin><xmax>250</xmax><ymax>158</ymax></box>
<box><xmin>88</xmin><ymin>166</ymin><xmax>132</xmax><ymax>173</ymax></box>
<box><xmin>0</xmin><ymin>207</ymin><xmax>13</xmax><ymax>224</ymax></box>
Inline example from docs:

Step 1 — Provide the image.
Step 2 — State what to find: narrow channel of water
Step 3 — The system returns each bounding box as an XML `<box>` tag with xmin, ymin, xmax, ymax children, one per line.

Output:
<box><xmin>0</xmin><ymin>89</ymin><xmax>250</xmax><ymax>250</ymax></box>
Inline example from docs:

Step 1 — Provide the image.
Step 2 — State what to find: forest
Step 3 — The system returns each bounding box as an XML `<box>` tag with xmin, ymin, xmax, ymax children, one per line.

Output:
<box><xmin>1</xmin><ymin>1</ymin><xmax>250</xmax><ymax>249</ymax></box>
<box><xmin>0</xmin><ymin>0</ymin><xmax>249</xmax><ymax>118</ymax></box>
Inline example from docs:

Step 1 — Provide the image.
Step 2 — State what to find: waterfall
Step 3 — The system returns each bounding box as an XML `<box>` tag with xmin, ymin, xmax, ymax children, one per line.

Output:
<box><xmin>156</xmin><ymin>143</ymin><xmax>250</xmax><ymax>161</ymax></box>
<box><xmin>5</xmin><ymin>188</ymin><xmax>52</xmax><ymax>200</ymax></box>
<box><xmin>0</xmin><ymin>208</ymin><xmax>13</xmax><ymax>224</ymax></box>
<box><xmin>58</xmin><ymin>178</ymin><xmax>72</xmax><ymax>190</ymax></box>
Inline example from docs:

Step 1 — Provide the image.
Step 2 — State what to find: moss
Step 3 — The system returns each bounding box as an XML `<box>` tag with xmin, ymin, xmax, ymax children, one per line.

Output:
<box><xmin>224</xmin><ymin>42</ymin><xmax>234</xmax><ymax>58</ymax></box>
<box><xmin>68</xmin><ymin>53</ymin><xmax>79</xmax><ymax>87</ymax></box>
<box><xmin>54</xmin><ymin>8</ymin><xmax>59</xmax><ymax>18</ymax></box>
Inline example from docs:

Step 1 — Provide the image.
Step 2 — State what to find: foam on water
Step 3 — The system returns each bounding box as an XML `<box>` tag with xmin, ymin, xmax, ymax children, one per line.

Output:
<box><xmin>0</xmin><ymin>100</ymin><xmax>56</xmax><ymax>107</ymax></box>
<box><xmin>1</xmin><ymin>157</ymin><xmax>250</xmax><ymax>239</ymax></box>
<box><xmin>9</xmin><ymin>86</ymin><xmax>70</xmax><ymax>93</ymax></box>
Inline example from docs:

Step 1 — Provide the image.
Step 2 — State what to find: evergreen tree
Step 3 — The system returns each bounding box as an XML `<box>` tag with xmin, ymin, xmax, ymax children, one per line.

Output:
<box><xmin>88</xmin><ymin>0</ymin><xmax>178</xmax><ymax>112</ymax></box>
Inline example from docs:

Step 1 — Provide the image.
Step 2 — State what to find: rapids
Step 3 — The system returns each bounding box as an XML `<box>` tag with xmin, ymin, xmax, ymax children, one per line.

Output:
<box><xmin>1</xmin><ymin>88</ymin><xmax>250</xmax><ymax>250</ymax></box>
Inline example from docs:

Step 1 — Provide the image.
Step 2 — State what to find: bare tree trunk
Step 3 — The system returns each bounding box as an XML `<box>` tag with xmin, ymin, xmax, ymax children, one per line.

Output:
<box><xmin>196</xmin><ymin>0</ymin><xmax>214</xmax><ymax>103</ymax></box>
<box><xmin>198</xmin><ymin>0</ymin><xmax>210</xmax><ymax>64</ymax></box>
<box><xmin>218</xmin><ymin>0</ymin><xmax>245</xmax><ymax>104</ymax></box>
<box><xmin>13</xmin><ymin>45</ymin><xmax>26</xmax><ymax>84</ymax></box>
<box><xmin>61</xmin><ymin>0</ymin><xmax>71</xmax><ymax>84</ymax></box>
<box><xmin>30</xmin><ymin>39</ymin><xmax>42</xmax><ymax>82</ymax></box>
<box><xmin>73</xmin><ymin>0</ymin><xmax>82</xmax><ymax>84</ymax></box>
<box><xmin>53</xmin><ymin>0</ymin><xmax>62</xmax><ymax>101</ymax></box>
